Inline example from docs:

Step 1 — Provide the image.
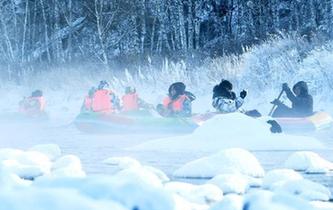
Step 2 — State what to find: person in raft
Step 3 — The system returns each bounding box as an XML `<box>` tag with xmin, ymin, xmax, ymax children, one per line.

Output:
<box><xmin>157</xmin><ymin>82</ymin><xmax>196</xmax><ymax>117</ymax></box>
<box><xmin>212</xmin><ymin>79</ymin><xmax>247</xmax><ymax>113</ymax></box>
<box><xmin>89</xmin><ymin>80</ymin><xmax>120</xmax><ymax>114</ymax></box>
<box><xmin>121</xmin><ymin>86</ymin><xmax>153</xmax><ymax>112</ymax></box>
<box><xmin>271</xmin><ymin>81</ymin><xmax>313</xmax><ymax>118</ymax></box>
<box><xmin>81</xmin><ymin>87</ymin><xmax>96</xmax><ymax>113</ymax></box>
<box><xmin>19</xmin><ymin>90</ymin><xmax>46</xmax><ymax>116</ymax></box>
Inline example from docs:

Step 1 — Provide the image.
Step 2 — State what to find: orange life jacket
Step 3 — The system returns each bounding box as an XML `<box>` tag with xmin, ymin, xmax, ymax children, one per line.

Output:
<box><xmin>83</xmin><ymin>96</ymin><xmax>93</xmax><ymax>110</ymax></box>
<box><xmin>92</xmin><ymin>89</ymin><xmax>113</xmax><ymax>113</ymax></box>
<box><xmin>122</xmin><ymin>93</ymin><xmax>139</xmax><ymax>112</ymax></box>
<box><xmin>163</xmin><ymin>95</ymin><xmax>188</xmax><ymax>112</ymax></box>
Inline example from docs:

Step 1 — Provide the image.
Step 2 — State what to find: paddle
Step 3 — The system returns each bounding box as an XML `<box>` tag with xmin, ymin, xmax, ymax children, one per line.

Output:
<box><xmin>268</xmin><ymin>89</ymin><xmax>284</xmax><ymax>117</ymax></box>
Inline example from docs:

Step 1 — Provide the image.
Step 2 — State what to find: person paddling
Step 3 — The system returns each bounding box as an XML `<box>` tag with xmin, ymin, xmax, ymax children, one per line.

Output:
<box><xmin>81</xmin><ymin>87</ymin><xmax>96</xmax><ymax>113</ymax></box>
<box><xmin>157</xmin><ymin>82</ymin><xmax>195</xmax><ymax>117</ymax></box>
<box><xmin>271</xmin><ymin>81</ymin><xmax>313</xmax><ymax>118</ymax></box>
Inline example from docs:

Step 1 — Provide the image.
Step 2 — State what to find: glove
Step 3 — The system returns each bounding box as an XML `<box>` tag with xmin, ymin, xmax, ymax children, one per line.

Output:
<box><xmin>271</xmin><ymin>99</ymin><xmax>282</xmax><ymax>105</ymax></box>
<box><xmin>240</xmin><ymin>90</ymin><xmax>247</xmax><ymax>99</ymax></box>
<box><xmin>282</xmin><ymin>83</ymin><xmax>289</xmax><ymax>91</ymax></box>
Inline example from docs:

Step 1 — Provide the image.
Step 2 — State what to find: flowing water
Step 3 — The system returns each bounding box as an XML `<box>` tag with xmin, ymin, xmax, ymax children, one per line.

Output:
<box><xmin>0</xmin><ymin>118</ymin><xmax>332</xmax><ymax>198</ymax></box>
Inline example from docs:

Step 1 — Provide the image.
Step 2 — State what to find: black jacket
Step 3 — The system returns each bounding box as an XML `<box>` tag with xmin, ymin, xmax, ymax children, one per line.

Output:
<box><xmin>285</xmin><ymin>82</ymin><xmax>313</xmax><ymax>117</ymax></box>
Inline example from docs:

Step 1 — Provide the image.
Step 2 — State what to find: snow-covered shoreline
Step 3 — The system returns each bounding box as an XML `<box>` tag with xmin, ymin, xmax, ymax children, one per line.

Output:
<box><xmin>0</xmin><ymin>144</ymin><xmax>332</xmax><ymax>210</ymax></box>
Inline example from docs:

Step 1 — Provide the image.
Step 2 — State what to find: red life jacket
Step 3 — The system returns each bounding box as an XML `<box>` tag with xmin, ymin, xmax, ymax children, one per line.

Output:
<box><xmin>163</xmin><ymin>95</ymin><xmax>188</xmax><ymax>112</ymax></box>
<box><xmin>122</xmin><ymin>93</ymin><xmax>139</xmax><ymax>112</ymax></box>
<box><xmin>92</xmin><ymin>89</ymin><xmax>113</xmax><ymax>113</ymax></box>
<box><xmin>83</xmin><ymin>96</ymin><xmax>93</xmax><ymax>110</ymax></box>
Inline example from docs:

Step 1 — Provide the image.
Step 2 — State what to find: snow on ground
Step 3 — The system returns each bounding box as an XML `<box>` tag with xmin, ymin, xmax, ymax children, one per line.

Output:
<box><xmin>173</xmin><ymin>148</ymin><xmax>265</xmax><ymax>178</ymax></box>
<box><xmin>0</xmin><ymin>144</ymin><xmax>332</xmax><ymax>210</ymax></box>
<box><xmin>284</xmin><ymin>151</ymin><xmax>333</xmax><ymax>174</ymax></box>
<box><xmin>132</xmin><ymin>113</ymin><xmax>324</xmax><ymax>153</ymax></box>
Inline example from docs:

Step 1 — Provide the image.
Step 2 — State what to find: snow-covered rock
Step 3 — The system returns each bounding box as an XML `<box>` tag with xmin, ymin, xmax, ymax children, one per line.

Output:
<box><xmin>0</xmin><ymin>187</ymin><xmax>127</xmax><ymax>210</ymax></box>
<box><xmin>209</xmin><ymin>194</ymin><xmax>243</xmax><ymax>210</ymax></box>
<box><xmin>29</xmin><ymin>144</ymin><xmax>62</xmax><ymax>161</ymax></box>
<box><xmin>275</xmin><ymin>179</ymin><xmax>331</xmax><ymax>201</ymax></box>
<box><xmin>262</xmin><ymin>169</ymin><xmax>303</xmax><ymax>190</ymax></box>
<box><xmin>132</xmin><ymin>113</ymin><xmax>324</xmax><ymax>152</ymax></box>
<box><xmin>0</xmin><ymin>170</ymin><xmax>32</xmax><ymax>188</ymax></box>
<box><xmin>243</xmin><ymin>190</ymin><xmax>316</xmax><ymax>210</ymax></box>
<box><xmin>104</xmin><ymin>156</ymin><xmax>169</xmax><ymax>183</ymax></box>
<box><xmin>51</xmin><ymin>155</ymin><xmax>86</xmax><ymax>178</ymax></box>
<box><xmin>173</xmin><ymin>194</ymin><xmax>208</xmax><ymax>210</ymax></box>
<box><xmin>35</xmin><ymin>175</ymin><xmax>175</xmax><ymax>210</ymax></box>
<box><xmin>284</xmin><ymin>151</ymin><xmax>333</xmax><ymax>173</ymax></box>
<box><xmin>173</xmin><ymin>148</ymin><xmax>265</xmax><ymax>178</ymax></box>
<box><xmin>165</xmin><ymin>182</ymin><xmax>223</xmax><ymax>205</ymax></box>
<box><xmin>0</xmin><ymin>150</ymin><xmax>52</xmax><ymax>179</ymax></box>
<box><xmin>114</xmin><ymin>167</ymin><xmax>165</xmax><ymax>187</ymax></box>
<box><xmin>208</xmin><ymin>173</ymin><xmax>261</xmax><ymax>194</ymax></box>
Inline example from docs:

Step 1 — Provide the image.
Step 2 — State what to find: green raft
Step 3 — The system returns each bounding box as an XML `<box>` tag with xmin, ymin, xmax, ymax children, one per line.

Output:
<box><xmin>74</xmin><ymin>110</ymin><xmax>199</xmax><ymax>134</ymax></box>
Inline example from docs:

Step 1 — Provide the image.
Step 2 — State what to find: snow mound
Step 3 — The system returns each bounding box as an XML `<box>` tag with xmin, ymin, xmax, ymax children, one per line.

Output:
<box><xmin>173</xmin><ymin>148</ymin><xmax>265</xmax><ymax>178</ymax></box>
<box><xmin>114</xmin><ymin>167</ymin><xmax>167</xmax><ymax>187</ymax></box>
<box><xmin>284</xmin><ymin>151</ymin><xmax>333</xmax><ymax>173</ymax></box>
<box><xmin>29</xmin><ymin>144</ymin><xmax>62</xmax><ymax>161</ymax></box>
<box><xmin>243</xmin><ymin>190</ymin><xmax>315</xmax><ymax>210</ymax></box>
<box><xmin>165</xmin><ymin>182</ymin><xmax>223</xmax><ymax>205</ymax></box>
<box><xmin>133</xmin><ymin>113</ymin><xmax>323</xmax><ymax>152</ymax></box>
<box><xmin>262</xmin><ymin>169</ymin><xmax>303</xmax><ymax>190</ymax></box>
<box><xmin>104</xmin><ymin>156</ymin><xmax>169</xmax><ymax>183</ymax></box>
<box><xmin>0</xmin><ymin>149</ymin><xmax>52</xmax><ymax>180</ymax></box>
<box><xmin>51</xmin><ymin>155</ymin><xmax>86</xmax><ymax>178</ymax></box>
<box><xmin>209</xmin><ymin>194</ymin><xmax>243</xmax><ymax>210</ymax></box>
<box><xmin>0</xmin><ymin>187</ymin><xmax>127</xmax><ymax>210</ymax></box>
<box><xmin>0</xmin><ymin>171</ymin><xmax>32</xmax><ymax>188</ymax></box>
<box><xmin>274</xmin><ymin>179</ymin><xmax>331</xmax><ymax>201</ymax></box>
<box><xmin>208</xmin><ymin>173</ymin><xmax>261</xmax><ymax>194</ymax></box>
<box><xmin>173</xmin><ymin>194</ymin><xmax>208</xmax><ymax>210</ymax></box>
<box><xmin>34</xmin><ymin>175</ymin><xmax>175</xmax><ymax>210</ymax></box>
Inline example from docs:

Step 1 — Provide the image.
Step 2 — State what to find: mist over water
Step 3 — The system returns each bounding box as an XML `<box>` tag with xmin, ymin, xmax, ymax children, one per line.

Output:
<box><xmin>1</xmin><ymin>36</ymin><xmax>333</xmax><ymax>120</ymax></box>
<box><xmin>0</xmin><ymin>37</ymin><xmax>332</xmax><ymax>179</ymax></box>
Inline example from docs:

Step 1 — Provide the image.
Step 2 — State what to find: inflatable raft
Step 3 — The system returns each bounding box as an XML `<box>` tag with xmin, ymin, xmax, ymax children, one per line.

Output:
<box><xmin>274</xmin><ymin>112</ymin><xmax>333</xmax><ymax>133</ymax></box>
<box><xmin>74</xmin><ymin>111</ymin><xmax>199</xmax><ymax>134</ymax></box>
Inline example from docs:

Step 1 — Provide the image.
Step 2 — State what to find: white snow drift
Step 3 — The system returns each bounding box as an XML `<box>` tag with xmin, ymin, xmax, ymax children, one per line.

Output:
<box><xmin>132</xmin><ymin>113</ymin><xmax>324</xmax><ymax>153</ymax></box>
<box><xmin>173</xmin><ymin>148</ymin><xmax>265</xmax><ymax>178</ymax></box>
<box><xmin>284</xmin><ymin>151</ymin><xmax>333</xmax><ymax>173</ymax></box>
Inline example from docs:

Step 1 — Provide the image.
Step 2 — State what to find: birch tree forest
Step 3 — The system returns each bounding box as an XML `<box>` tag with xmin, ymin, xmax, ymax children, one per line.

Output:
<box><xmin>0</xmin><ymin>0</ymin><xmax>332</xmax><ymax>78</ymax></box>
